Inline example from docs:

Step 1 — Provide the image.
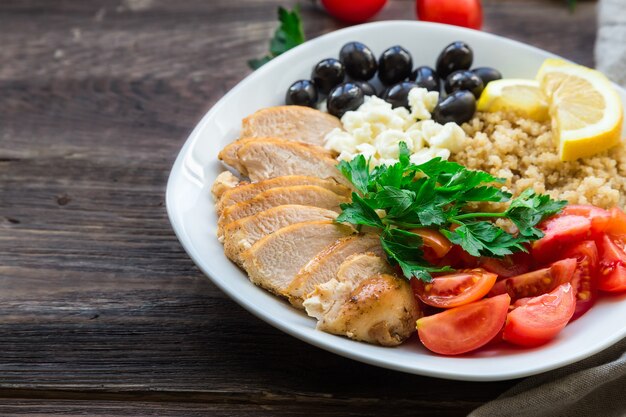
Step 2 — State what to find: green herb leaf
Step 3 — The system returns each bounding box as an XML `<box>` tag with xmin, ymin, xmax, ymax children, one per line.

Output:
<box><xmin>442</xmin><ymin>221</ymin><xmax>527</xmax><ymax>258</ymax></box>
<box><xmin>337</xmin><ymin>155</ymin><xmax>371</xmax><ymax>195</ymax></box>
<box><xmin>249</xmin><ymin>6</ymin><xmax>305</xmax><ymax>70</ymax></box>
<box><xmin>336</xmin><ymin>193</ymin><xmax>383</xmax><ymax>229</ymax></box>
<box><xmin>505</xmin><ymin>189</ymin><xmax>567</xmax><ymax>238</ymax></box>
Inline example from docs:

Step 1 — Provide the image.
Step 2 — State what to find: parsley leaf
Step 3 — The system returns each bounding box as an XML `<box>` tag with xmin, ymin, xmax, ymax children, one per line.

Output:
<box><xmin>336</xmin><ymin>193</ymin><xmax>383</xmax><ymax>229</ymax></box>
<box><xmin>248</xmin><ymin>6</ymin><xmax>305</xmax><ymax>70</ymax></box>
<box><xmin>442</xmin><ymin>222</ymin><xmax>527</xmax><ymax>258</ymax></box>
<box><xmin>505</xmin><ymin>189</ymin><xmax>567</xmax><ymax>238</ymax></box>
<box><xmin>337</xmin><ymin>155</ymin><xmax>371</xmax><ymax>195</ymax></box>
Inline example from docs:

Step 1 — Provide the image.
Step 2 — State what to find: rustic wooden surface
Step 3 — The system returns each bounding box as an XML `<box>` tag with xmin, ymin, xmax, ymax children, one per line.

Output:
<box><xmin>0</xmin><ymin>0</ymin><xmax>598</xmax><ymax>416</ymax></box>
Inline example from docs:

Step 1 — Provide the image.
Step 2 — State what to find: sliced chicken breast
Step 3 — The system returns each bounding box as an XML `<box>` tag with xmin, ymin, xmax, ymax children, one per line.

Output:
<box><xmin>217</xmin><ymin>185</ymin><xmax>349</xmax><ymax>237</ymax></box>
<box><xmin>234</xmin><ymin>139</ymin><xmax>351</xmax><ymax>186</ymax></box>
<box><xmin>216</xmin><ymin>175</ymin><xmax>350</xmax><ymax>214</ymax></box>
<box><xmin>223</xmin><ymin>205</ymin><xmax>338</xmax><ymax>265</ymax></box>
<box><xmin>240</xmin><ymin>220</ymin><xmax>355</xmax><ymax>295</ymax></box>
<box><xmin>303</xmin><ymin>274</ymin><xmax>421</xmax><ymax>346</ymax></box>
<box><xmin>219</xmin><ymin>137</ymin><xmax>333</xmax><ymax>177</ymax></box>
<box><xmin>336</xmin><ymin>253</ymin><xmax>394</xmax><ymax>286</ymax></box>
<box><xmin>211</xmin><ymin>171</ymin><xmax>243</xmax><ymax>200</ymax></box>
<box><xmin>285</xmin><ymin>234</ymin><xmax>384</xmax><ymax>307</ymax></box>
<box><xmin>241</xmin><ymin>105</ymin><xmax>342</xmax><ymax>146</ymax></box>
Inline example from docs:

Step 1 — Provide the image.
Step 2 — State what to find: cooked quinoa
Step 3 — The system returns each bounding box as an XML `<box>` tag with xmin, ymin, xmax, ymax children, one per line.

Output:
<box><xmin>454</xmin><ymin>112</ymin><xmax>626</xmax><ymax>209</ymax></box>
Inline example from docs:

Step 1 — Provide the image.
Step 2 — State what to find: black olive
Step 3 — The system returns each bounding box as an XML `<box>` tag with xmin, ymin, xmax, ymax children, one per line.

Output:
<box><xmin>353</xmin><ymin>81</ymin><xmax>377</xmax><ymax>96</ymax></box>
<box><xmin>339</xmin><ymin>42</ymin><xmax>378</xmax><ymax>81</ymax></box>
<box><xmin>409</xmin><ymin>66</ymin><xmax>440</xmax><ymax>92</ymax></box>
<box><xmin>378</xmin><ymin>46</ymin><xmax>413</xmax><ymax>86</ymax></box>
<box><xmin>285</xmin><ymin>80</ymin><xmax>319</xmax><ymax>107</ymax></box>
<box><xmin>472</xmin><ymin>67</ymin><xmax>503</xmax><ymax>86</ymax></box>
<box><xmin>432</xmin><ymin>90</ymin><xmax>476</xmax><ymax>125</ymax></box>
<box><xmin>436</xmin><ymin>41</ymin><xmax>473</xmax><ymax>79</ymax></box>
<box><xmin>327</xmin><ymin>82</ymin><xmax>365</xmax><ymax>118</ymax></box>
<box><xmin>312</xmin><ymin>58</ymin><xmax>345</xmax><ymax>95</ymax></box>
<box><xmin>445</xmin><ymin>70</ymin><xmax>484</xmax><ymax>98</ymax></box>
<box><xmin>382</xmin><ymin>81</ymin><xmax>418</xmax><ymax>109</ymax></box>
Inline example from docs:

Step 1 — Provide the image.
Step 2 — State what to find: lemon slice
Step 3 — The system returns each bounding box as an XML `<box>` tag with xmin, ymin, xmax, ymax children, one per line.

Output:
<box><xmin>477</xmin><ymin>79</ymin><xmax>549</xmax><ymax>121</ymax></box>
<box><xmin>537</xmin><ymin>58</ymin><xmax>623</xmax><ymax>161</ymax></box>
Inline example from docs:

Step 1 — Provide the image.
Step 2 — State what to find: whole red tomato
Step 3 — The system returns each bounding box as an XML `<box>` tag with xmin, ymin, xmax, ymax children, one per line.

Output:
<box><xmin>416</xmin><ymin>0</ymin><xmax>483</xmax><ymax>30</ymax></box>
<box><xmin>321</xmin><ymin>0</ymin><xmax>388</xmax><ymax>23</ymax></box>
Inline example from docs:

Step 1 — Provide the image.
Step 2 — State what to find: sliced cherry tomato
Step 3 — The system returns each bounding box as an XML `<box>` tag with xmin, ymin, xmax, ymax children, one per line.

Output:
<box><xmin>489</xmin><ymin>258</ymin><xmax>576</xmax><ymax>301</ymax></box>
<box><xmin>563</xmin><ymin>241</ymin><xmax>599</xmax><ymax>320</ymax></box>
<box><xmin>598</xmin><ymin>234</ymin><xmax>626</xmax><ymax>292</ymax></box>
<box><xmin>436</xmin><ymin>245</ymin><xmax>479</xmax><ymax>269</ymax></box>
<box><xmin>417</xmin><ymin>294</ymin><xmax>510</xmax><ymax>355</ymax></box>
<box><xmin>502</xmin><ymin>283</ymin><xmax>576</xmax><ymax>347</ymax></box>
<box><xmin>321</xmin><ymin>0</ymin><xmax>387</xmax><ymax>23</ymax></box>
<box><xmin>411</xmin><ymin>268</ymin><xmax>497</xmax><ymax>308</ymax></box>
<box><xmin>410</xmin><ymin>228</ymin><xmax>453</xmax><ymax>259</ymax></box>
<box><xmin>416</xmin><ymin>0</ymin><xmax>483</xmax><ymax>30</ymax></box>
<box><xmin>480</xmin><ymin>252</ymin><xmax>533</xmax><ymax>279</ymax></box>
<box><xmin>532</xmin><ymin>215</ymin><xmax>591</xmax><ymax>263</ymax></box>
<box><xmin>561</xmin><ymin>205</ymin><xmax>610</xmax><ymax>235</ymax></box>
<box><xmin>604</xmin><ymin>207</ymin><xmax>626</xmax><ymax>238</ymax></box>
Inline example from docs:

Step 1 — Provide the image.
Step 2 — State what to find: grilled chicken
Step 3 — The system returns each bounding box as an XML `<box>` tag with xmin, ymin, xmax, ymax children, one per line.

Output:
<box><xmin>285</xmin><ymin>234</ymin><xmax>384</xmax><ymax>307</ymax></box>
<box><xmin>336</xmin><ymin>253</ymin><xmax>394</xmax><ymax>285</ymax></box>
<box><xmin>216</xmin><ymin>175</ymin><xmax>350</xmax><ymax>214</ymax></box>
<box><xmin>240</xmin><ymin>220</ymin><xmax>355</xmax><ymax>295</ymax></box>
<box><xmin>217</xmin><ymin>185</ymin><xmax>349</xmax><ymax>237</ymax></box>
<box><xmin>225</xmin><ymin>139</ymin><xmax>351</xmax><ymax>186</ymax></box>
<box><xmin>303</xmin><ymin>274</ymin><xmax>421</xmax><ymax>346</ymax></box>
<box><xmin>223</xmin><ymin>205</ymin><xmax>338</xmax><ymax>265</ymax></box>
<box><xmin>211</xmin><ymin>171</ymin><xmax>242</xmax><ymax>200</ymax></box>
<box><xmin>241</xmin><ymin>105</ymin><xmax>342</xmax><ymax>146</ymax></box>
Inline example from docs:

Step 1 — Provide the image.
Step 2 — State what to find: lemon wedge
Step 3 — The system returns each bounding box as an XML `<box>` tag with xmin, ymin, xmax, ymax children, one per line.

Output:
<box><xmin>477</xmin><ymin>79</ymin><xmax>549</xmax><ymax>122</ymax></box>
<box><xmin>537</xmin><ymin>58</ymin><xmax>623</xmax><ymax>161</ymax></box>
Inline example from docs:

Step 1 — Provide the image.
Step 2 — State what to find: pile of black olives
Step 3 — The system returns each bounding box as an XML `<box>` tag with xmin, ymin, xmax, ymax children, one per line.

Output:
<box><xmin>285</xmin><ymin>41</ymin><xmax>502</xmax><ymax>124</ymax></box>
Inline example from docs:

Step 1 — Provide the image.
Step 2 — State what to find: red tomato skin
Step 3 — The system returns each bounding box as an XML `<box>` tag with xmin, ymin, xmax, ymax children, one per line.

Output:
<box><xmin>416</xmin><ymin>0</ymin><xmax>483</xmax><ymax>30</ymax></box>
<box><xmin>563</xmin><ymin>241</ymin><xmax>599</xmax><ymax>320</ymax></box>
<box><xmin>605</xmin><ymin>207</ymin><xmax>626</xmax><ymax>238</ymax></box>
<box><xmin>411</xmin><ymin>268</ymin><xmax>497</xmax><ymax>308</ymax></box>
<box><xmin>532</xmin><ymin>215</ymin><xmax>591</xmax><ymax>263</ymax></box>
<box><xmin>503</xmin><ymin>283</ymin><xmax>576</xmax><ymax>347</ymax></box>
<box><xmin>561</xmin><ymin>205</ymin><xmax>610</xmax><ymax>235</ymax></box>
<box><xmin>489</xmin><ymin>258</ymin><xmax>576</xmax><ymax>301</ymax></box>
<box><xmin>598</xmin><ymin>235</ymin><xmax>626</xmax><ymax>292</ymax></box>
<box><xmin>480</xmin><ymin>252</ymin><xmax>533</xmax><ymax>279</ymax></box>
<box><xmin>417</xmin><ymin>294</ymin><xmax>510</xmax><ymax>355</ymax></box>
<box><xmin>321</xmin><ymin>0</ymin><xmax>387</xmax><ymax>23</ymax></box>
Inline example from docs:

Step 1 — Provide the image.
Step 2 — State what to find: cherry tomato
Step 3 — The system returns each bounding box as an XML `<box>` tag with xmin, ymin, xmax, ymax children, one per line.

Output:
<box><xmin>416</xmin><ymin>0</ymin><xmax>483</xmax><ymax>30</ymax></box>
<box><xmin>480</xmin><ymin>252</ymin><xmax>533</xmax><ymax>279</ymax></box>
<box><xmin>410</xmin><ymin>228</ymin><xmax>453</xmax><ymax>261</ymax></box>
<box><xmin>561</xmin><ymin>205</ymin><xmax>610</xmax><ymax>235</ymax></box>
<box><xmin>502</xmin><ymin>283</ymin><xmax>576</xmax><ymax>347</ymax></box>
<box><xmin>604</xmin><ymin>207</ymin><xmax>626</xmax><ymax>238</ymax></box>
<box><xmin>489</xmin><ymin>258</ymin><xmax>577</xmax><ymax>301</ymax></box>
<box><xmin>321</xmin><ymin>0</ymin><xmax>387</xmax><ymax>23</ymax></box>
<box><xmin>598</xmin><ymin>234</ymin><xmax>626</xmax><ymax>293</ymax></box>
<box><xmin>532</xmin><ymin>215</ymin><xmax>591</xmax><ymax>263</ymax></box>
<box><xmin>411</xmin><ymin>268</ymin><xmax>497</xmax><ymax>308</ymax></box>
<box><xmin>436</xmin><ymin>245</ymin><xmax>479</xmax><ymax>269</ymax></box>
<box><xmin>417</xmin><ymin>294</ymin><xmax>510</xmax><ymax>355</ymax></box>
<box><xmin>563</xmin><ymin>241</ymin><xmax>599</xmax><ymax>320</ymax></box>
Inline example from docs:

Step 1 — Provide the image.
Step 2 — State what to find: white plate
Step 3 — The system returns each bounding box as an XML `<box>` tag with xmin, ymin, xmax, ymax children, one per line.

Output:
<box><xmin>166</xmin><ymin>21</ymin><xmax>626</xmax><ymax>381</ymax></box>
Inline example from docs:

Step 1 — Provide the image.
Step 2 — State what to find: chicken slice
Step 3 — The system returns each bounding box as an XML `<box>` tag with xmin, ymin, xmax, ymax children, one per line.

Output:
<box><xmin>216</xmin><ymin>175</ymin><xmax>350</xmax><ymax>214</ymax></box>
<box><xmin>231</xmin><ymin>139</ymin><xmax>351</xmax><ymax>186</ymax></box>
<box><xmin>211</xmin><ymin>171</ymin><xmax>243</xmax><ymax>200</ymax></box>
<box><xmin>303</xmin><ymin>274</ymin><xmax>421</xmax><ymax>346</ymax></box>
<box><xmin>240</xmin><ymin>220</ymin><xmax>355</xmax><ymax>295</ymax></box>
<box><xmin>219</xmin><ymin>137</ymin><xmax>333</xmax><ymax>177</ymax></box>
<box><xmin>284</xmin><ymin>234</ymin><xmax>384</xmax><ymax>307</ymax></box>
<box><xmin>336</xmin><ymin>253</ymin><xmax>394</xmax><ymax>286</ymax></box>
<box><xmin>217</xmin><ymin>185</ymin><xmax>349</xmax><ymax>238</ymax></box>
<box><xmin>241</xmin><ymin>105</ymin><xmax>342</xmax><ymax>146</ymax></box>
<box><xmin>223</xmin><ymin>205</ymin><xmax>338</xmax><ymax>265</ymax></box>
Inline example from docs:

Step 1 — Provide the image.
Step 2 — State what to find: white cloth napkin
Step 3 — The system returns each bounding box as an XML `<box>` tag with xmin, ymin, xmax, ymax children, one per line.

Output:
<box><xmin>470</xmin><ymin>2</ymin><xmax>626</xmax><ymax>415</ymax></box>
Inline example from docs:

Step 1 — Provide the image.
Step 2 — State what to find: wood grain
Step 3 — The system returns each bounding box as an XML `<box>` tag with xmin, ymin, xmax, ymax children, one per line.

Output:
<box><xmin>0</xmin><ymin>0</ymin><xmax>597</xmax><ymax>415</ymax></box>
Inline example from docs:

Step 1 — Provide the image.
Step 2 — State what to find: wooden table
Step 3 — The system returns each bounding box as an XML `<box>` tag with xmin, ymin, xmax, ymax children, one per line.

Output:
<box><xmin>0</xmin><ymin>1</ymin><xmax>597</xmax><ymax>415</ymax></box>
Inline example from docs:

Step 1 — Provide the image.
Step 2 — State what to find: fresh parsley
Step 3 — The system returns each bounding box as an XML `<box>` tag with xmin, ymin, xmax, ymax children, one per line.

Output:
<box><xmin>335</xmin><ymin>142</ymin><xmax>567</xmax><ymax>282</ymax></box>
<box><xmin>248</xmin><ymin>6</ymin><xmax>305</xmax><ymax>70</ymax></box>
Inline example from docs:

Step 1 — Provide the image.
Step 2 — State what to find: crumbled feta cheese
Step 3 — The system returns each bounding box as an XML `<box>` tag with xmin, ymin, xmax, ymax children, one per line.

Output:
<box><xmin>408</xmin><ymin>87</ymin><xmax>439</xmax><ymax>120</ymax></box>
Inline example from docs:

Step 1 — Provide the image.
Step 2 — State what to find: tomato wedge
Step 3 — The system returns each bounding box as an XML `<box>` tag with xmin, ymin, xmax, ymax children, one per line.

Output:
<box><xmin>480</xmin><ymin>252</ymin><xmax>533</xmax><ymax>279</ymax></box>
<box><xmin>561</xmin><ymin>205</ymin><xmax>610</xmax><ymax>235</ymax></box>
<box><xmin>503</xmin><ymin>283</ymin><xmax>576</xmax><ymax>347</ymax></box>
<box><xmin>411</xmin><ymin>268</ymin><xmax>497</xmax><ymax>308</ymax></box>
<box><xmin>563</xmin><ymin>241</ymin><xmax>598</xmax><ymax>320</ymax></box>
<box><xmin>417</xmin><ymin>294</ymin><xmax>510</xmax><ymax>355</ymax></box>
<box><xmin>604</xmin><ymin>207</ymin><xmax>626</xmax><ymax>238</ymax></box>
<box><xmin>598</xmin><ymin>234</ymin><xmax>626</xmax><ymax>292</ymax></box>
<box><xmin>532</xmin><ymin>215</ymin><xmax>591</xmax><ymax>263</ymax></box>
<box><xmin>410</xmin><ymin>228</ymin><xmax>453</xmax><ymax>263</ymax></box>
<box><xmin>489</xmin><ymin>258</ymin><xmax>576</xmax><ymax>301</ymax></box>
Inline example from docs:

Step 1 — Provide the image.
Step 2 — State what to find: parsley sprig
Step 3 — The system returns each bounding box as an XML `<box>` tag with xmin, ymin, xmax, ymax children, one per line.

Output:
<box><xmin>248</xmin><ymin>6</ymin><xmax>305</xmax><ymax>70</ymax></box>
<box><xmin>336</xmin><ymin>142</ymin><xmax>566</xmax><ymax>282</ymax></box>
